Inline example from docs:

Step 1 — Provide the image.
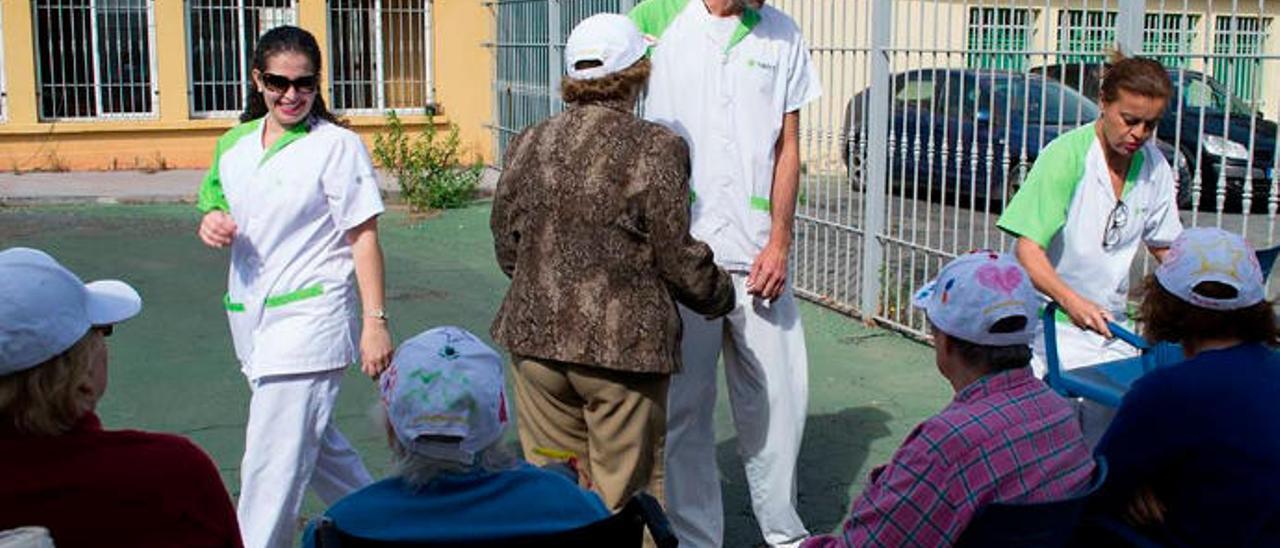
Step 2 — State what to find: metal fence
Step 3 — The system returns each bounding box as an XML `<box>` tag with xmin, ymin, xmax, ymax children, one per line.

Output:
<box><xmin>488</xmin><ymin>0</ymin><xmax>635</xmax><ymax>159</ymax></box>
<box><xmin>186</xmin><ymin>0</ymin><xmax>297</xmax><ymax>118</ymax></box>
<box><xmin>489</xmin><ymin>0</ymin><xmax>1280</xmax><ymax>340</ymax></box>
<box><xmin>33</xmin><ymin>0</ymin><xmax>158</xmax><ymax>120</ymax></box>
<box><xmin>328</xmin><ymin>0</ymin><xmax>435</xmax><ymax>115</ymax></box>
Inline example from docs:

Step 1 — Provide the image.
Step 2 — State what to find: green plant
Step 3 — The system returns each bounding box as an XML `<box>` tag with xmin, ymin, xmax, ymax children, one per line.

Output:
<box><xmin>373</xmin><ymin>111</ymin><xmax>481</xmax><ymax>211</ymax></box>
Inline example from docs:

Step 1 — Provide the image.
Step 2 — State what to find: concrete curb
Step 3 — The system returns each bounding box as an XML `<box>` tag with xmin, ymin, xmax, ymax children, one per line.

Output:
<box><xmin>0</xmin><ymin>167</ymin><xmax>500</xmax><ymax>207</ymax></box>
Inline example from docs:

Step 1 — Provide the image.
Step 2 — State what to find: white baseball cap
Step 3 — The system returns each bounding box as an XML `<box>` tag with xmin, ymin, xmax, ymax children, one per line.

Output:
<box><xmin>379</xmin><ymin>326</ymin><xmax>509</xmax><ymax>465</ymax></box>
<box><xmin>912</xmin><ymin>251</ymin><xmax>1040</xmax><ymax>346</ymax></box>
<box><xmin>1155</xmin><ymin>227</ymin><xmax>1265</xmax><ymax>311</ymax></box>
<box><xmin>0</xmin><ymin>247</ymin><xmax>142</xmax><ymax>376</ymax></box>
<box><xmin>564</xmin><ymin>14</ymin><xmax>647</xmax><ymax>81</ymax></box>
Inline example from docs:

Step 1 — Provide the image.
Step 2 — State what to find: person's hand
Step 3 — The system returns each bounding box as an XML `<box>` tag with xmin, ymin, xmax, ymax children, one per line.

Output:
<box><xmin>198</xmin><ymin>210</ymin><xmax>238</xmax><ymax>248</ymax></box>
<box><xmin>1061</xmin><ymin>293</ymin><xmax>1114</xmax><ymax>338</ymax></box>
<box><xmin>360</xmin><ymin>320</ymin><xmax>393</xmax><ymax>378</ymax></box>
<box><xmin>747</xmin><ymin>240</ymin><xmax>789</xmax><ymax>302</ymax></box>
<box><xmin>1125</xmin><ymin>485</ymin><xmax>1166</xmax><ymax>526</ymax></box>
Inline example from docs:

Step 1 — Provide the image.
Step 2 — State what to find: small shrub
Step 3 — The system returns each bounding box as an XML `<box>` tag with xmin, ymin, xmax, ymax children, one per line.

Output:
<box><xmin>373</xmin><ymin>111</ymin><xmax>481</xmax><ymax>211</ymax></box>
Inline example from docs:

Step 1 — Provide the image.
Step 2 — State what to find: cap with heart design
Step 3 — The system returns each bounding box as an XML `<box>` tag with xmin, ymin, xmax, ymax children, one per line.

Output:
<box><xmin>912</xmin><ymin>251</ymin><xmax>1040</xmax><ymax>346</ymax></box>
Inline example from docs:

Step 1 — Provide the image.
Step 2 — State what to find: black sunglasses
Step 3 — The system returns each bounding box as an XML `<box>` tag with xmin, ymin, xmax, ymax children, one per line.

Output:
<box><xmin>260</xmin><ymin>72</ymin><xmax>318</xmax><ymax>94</ymax></box>
<box><xmin>1103</xmin><ymin>200</ymin><xmax>1129</xmax><ymax>249</ymax></box>
<box><xmin>92</xmin><ymin>325</ymin><xmax>114</xmax><ymax>338</ymax></box>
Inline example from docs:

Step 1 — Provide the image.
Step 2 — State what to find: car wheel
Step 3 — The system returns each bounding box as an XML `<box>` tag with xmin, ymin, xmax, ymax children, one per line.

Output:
<box><xmin>1000</xmin><ymin>162</ymin><xmax>1030</xmax><ymax>208</ymax></box>
<box><xmin>847</xmin><ymin>152</ymin><xmax>864</xmax><ymax>191</ymax></box>
<box><xmin>1175</xmin><ymin>179</ymin><xmax>1194</xmax><ymax>210</ymax></box>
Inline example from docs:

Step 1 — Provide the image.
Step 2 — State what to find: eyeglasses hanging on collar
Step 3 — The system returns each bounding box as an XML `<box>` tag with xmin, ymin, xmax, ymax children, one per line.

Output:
<box><xmin>1103</xmin><ymin>200</ymin><xmax>1129</xmax><ymax>250</ymax></box>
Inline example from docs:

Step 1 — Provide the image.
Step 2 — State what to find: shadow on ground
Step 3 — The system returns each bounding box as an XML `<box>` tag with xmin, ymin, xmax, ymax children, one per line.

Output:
<box><xmin>719</xmin><ymin>406</ymin><xmax>894</xmax><ymax>547</ymax></box>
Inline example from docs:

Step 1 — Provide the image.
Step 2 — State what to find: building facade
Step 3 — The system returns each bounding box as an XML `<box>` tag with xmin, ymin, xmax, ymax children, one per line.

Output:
<box><xmin>0</xmin><ymin>1</ymin><xmax>492</xmax><ymax>172</ymax></box>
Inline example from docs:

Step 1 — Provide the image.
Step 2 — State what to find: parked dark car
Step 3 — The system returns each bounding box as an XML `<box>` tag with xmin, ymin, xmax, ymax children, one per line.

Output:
<box><xmin>841</xmin><ymin>69</ymin><xmax>1190</xmax><ymax>209</ymax></box>
<box><xmin>1034</xmin><ymin>63</ymin><xmax>1277</xmax><ymax>211</ymax></box>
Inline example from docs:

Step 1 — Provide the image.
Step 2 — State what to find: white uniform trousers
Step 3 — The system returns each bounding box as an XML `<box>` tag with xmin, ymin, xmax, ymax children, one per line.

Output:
<box><xmin>238</xmin><ymin>369</ymin><xmax>373</xmax><ymax>548</ymax></box>
<box><xmin>666</xmin><ymin>274</ymin><xmax>810</xmax><ymax>548</ymax></box>
<box><xmin>1031</xmin><ymin>320</ymin><xmax>1139</xmax><ymax>448</ymax></box>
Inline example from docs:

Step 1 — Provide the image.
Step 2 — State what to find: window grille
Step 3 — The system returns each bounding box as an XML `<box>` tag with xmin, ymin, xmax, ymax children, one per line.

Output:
<box><xmin>1059</xmin><ymin>10</ymin><xmax>1199</xmax><ymax>68</ymax></box>
<box><xmin>187</xmin><ymin>0</ymin><xmax>297</xmax><ymax>117</ymax></box>
<box><xmin>1144</xmin><ymin>13</ymin><xmax>1199</xmax><ymax>69</ymax></box>
<box><xmin>32</xmin><ymin>0</ymin><xmax>157</xmax><ymax>120</ymax></box>
<box><xmin>966</xmin><ymin>7</ymin><xmax>1033</xmax><ymax>72</ymax></box>
<box><xmin>1213</xmin><ymin>16</ymin><xmax>1271</xmax><ymax>103</ymax></box>
<box><xmin>328</xmin><ymin>0</ymin><xmax>434</xmax><ymax>114</ymax></box>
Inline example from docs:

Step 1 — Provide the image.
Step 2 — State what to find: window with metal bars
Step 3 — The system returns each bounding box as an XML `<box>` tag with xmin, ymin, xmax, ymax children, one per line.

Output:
<box><xmin>187</xmin><ymin>0</ymin><xmax>297</xmax><ymax>117</ymax></box>
<box><xmin>966</xmin><ymin>7</ymin><xmax>1034</xmax><ymax>72</ymax></box>
<box><xmin>1058</xmin><ymin>10</ymin><xmax>1199</xmax><ymax>68</ymax></box>
<box><xmin>32</xmin><ymin>0</ymin><xmax>156</xmax><ymax>120</ymax></box>
<box><xmin>1213</xmin><ymin>15</ymin><xmax>1271</xmax><ymax>104</ymax></box>
<box><xmin>1057</xmin><ymin>10</ymin><xmax>1113</xmax><ymax>65</ymax></box>
<box><xmin>328</xmin><ymin>0</ymin><xmax>434</xmax><ymax>115</ymax></box>
<box><xmin>1144</xmin><ymin>13</ymin><xmax>1199</xmax><ymax>69</ymax></box>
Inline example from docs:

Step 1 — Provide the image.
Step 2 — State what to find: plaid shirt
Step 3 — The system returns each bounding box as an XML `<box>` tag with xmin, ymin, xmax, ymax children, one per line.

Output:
<box><xmin>805</xmin><ymin>368</ymin><xmax>1094</xmax><ymax>548</ymax></box>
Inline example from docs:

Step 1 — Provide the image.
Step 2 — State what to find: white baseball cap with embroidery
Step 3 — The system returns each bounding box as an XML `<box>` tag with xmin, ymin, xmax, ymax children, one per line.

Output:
<box><xmin>564</xmin><ymin>13</ymin><xmax>648</xmax><ymax>81</ymax></box>
<box><xmin>1155</xmin><ymin>227</ymin><xmax>1265</xmax><ymax>311</ymax></box>
<box><xmin>0</xmin><ymin>247</ymin><xmax>142</xmax><ymax>376</ymax></box>
<box><xmin>911</xmin><ymin>251</ymin><xmax>1040</xmax><ymax>346</ymax></box>
<box><xmin>379</xmin><ymin>326</ymin><xmax>510</xmax><ymax>464</ymax></box>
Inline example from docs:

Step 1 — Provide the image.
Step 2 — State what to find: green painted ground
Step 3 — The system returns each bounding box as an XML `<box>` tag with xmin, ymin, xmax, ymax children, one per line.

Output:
<box><xmin>0</xmin><ymin>202</ymin><xmax>949</xmax><ymax>546</ymax></box>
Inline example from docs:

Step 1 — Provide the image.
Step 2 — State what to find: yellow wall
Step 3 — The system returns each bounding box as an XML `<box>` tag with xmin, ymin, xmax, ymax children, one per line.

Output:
<box><xmin>0</xmin><ymin>1</ymin><xmax>494</xmax><ymax>172</ymax></box>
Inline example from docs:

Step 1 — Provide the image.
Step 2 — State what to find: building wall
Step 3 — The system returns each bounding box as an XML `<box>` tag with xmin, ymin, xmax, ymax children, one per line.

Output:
<box><xmin>0</xmin><ymin>1</ymin><xmax>493</xmax><ymax>172</ymax></box>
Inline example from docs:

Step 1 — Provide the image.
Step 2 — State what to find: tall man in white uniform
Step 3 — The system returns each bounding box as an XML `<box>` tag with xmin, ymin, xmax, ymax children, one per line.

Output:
<box><xmin>630</xmin><ymin>1</ymin><xmax>820</xmax><ymax>546</ymax></box>
<box><xmin>997</xmin><ymin>55</ymin><xmax>1183</xmax><ymax>445</ymax></box>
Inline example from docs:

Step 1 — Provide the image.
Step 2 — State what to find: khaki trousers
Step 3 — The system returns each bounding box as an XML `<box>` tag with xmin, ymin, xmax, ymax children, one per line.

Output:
<box><xmin>511</xmin><ymin>355</ymin><xmax>668</xmax><ymax>512</ymax></box>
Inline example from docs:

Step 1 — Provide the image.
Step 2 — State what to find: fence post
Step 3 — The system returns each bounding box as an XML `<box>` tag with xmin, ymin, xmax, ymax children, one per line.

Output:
<box><xmin>859</xmin><ymin>0</ymin><xmax>892</xmax><ymax>320</ymax></box>
<box><xmin>548</xmin><ymin>0</ymin><xmax>563</xmax><ymax>116</ymax></box>
<box><xmin>1115</xmin><ymin>0</ymin><xmax>1147</xmax><ymax>56</ymax></box>
<box><xmin>619</xmin><ymin>0</ymin><xmax>636</xmax><ymax>13</ymax></box>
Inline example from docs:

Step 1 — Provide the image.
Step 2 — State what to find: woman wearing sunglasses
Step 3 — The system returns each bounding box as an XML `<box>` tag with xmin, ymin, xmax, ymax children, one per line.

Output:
<box><xmin>996</xmin><ymin>53</ymin><xmax>1184</xmax><ymax>445</ymax></box>
<box><xmin>194</xmin><ymin>25</ymin><xmax>390</xmax><ymax>548</ymax></box>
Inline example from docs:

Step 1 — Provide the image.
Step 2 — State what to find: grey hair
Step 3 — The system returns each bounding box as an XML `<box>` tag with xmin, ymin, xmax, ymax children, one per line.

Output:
<box><xmin>392</xmin><ymin>440</ymin><xmax>519</xmax><ymax>488</ymax></box>
<box><xmin>373</xmin><ymin>403</ymin><xmax>519</xmax><ymax>488</ymax></box>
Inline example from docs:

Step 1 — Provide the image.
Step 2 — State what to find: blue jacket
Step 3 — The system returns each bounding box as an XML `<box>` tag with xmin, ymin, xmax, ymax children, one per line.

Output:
<box><xmin>303</xmin><ymin>462</ymin><xmax>609</xmax><ymax>546</ymax></box>
<box><xmin>1095</xmin><ymin>343</ymin><xmax>1280</xmax><ymax>546</ymax></box>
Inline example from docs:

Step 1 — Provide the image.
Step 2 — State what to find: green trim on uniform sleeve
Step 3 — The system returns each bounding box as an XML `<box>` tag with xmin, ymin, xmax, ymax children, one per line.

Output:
<box><xmin>260</xmin><ymin>121</ymin><xmax>311</xmax><ymax>166</ymax></box>
<box><xmin>1121</xmin><ymin>148</ymin><xmax>1144</xmax><ymax>198</ymax></box>
<box><xmin>629</xmin><ymin>0</ymin><xmax>690</xmax><ymax>40</ymax></box>
<box><xmin>197</xmin><ymin>119</ymin><xmax>261</xmax><ymax>213</ymax></box>
<box><xmin>728</xmin><ymin>8</ymin><xmax>761</xmax><ymax>51</ymax></box>
<box><xmin>996</xmin><ymin>123</ymin><xmax>1097</xmax><ymax>248</ymax></box>
<box><xmin>750</xmin><ymin>196</ymin><xmax>771</xmax><ymax>212</ymax></box>
<box><xmin>689</xmin><ymin>189</ymin><xmax>697</xmax><ymax>206</ymax></box>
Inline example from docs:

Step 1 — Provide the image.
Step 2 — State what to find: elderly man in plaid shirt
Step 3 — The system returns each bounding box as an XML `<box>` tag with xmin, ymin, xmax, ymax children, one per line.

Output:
<box><xmin>805</xmin><ymin>252</ymin><xmax>1096</xmax><ymax>548</ymax></box>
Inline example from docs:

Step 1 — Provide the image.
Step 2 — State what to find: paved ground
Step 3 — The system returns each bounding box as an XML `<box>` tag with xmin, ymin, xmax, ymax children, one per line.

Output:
<box><xmin>0</xmin><ymin>198</ymin><xmax>948</xmax><ymax>546</ymax></box>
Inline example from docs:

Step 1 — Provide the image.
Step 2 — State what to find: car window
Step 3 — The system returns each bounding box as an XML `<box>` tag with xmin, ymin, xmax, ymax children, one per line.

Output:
<box><xmin>940</xmin><ymin>76</ymin><xmax>1098</xmax><ymax>124</ymax></box>
<box><xmin>1179</xmin><ymin>75</ymin><xmax>1254</xmax><ymax>117</ymax></box>
<box><xmin>1184</xmin><ymin>79</ymin><xmax>1215</xmax><ymax>109</ymax></box>
<box><xmin>895</xmin><ymin>77</ymin><xmax>936</xmax><ymax>109</ymax></box>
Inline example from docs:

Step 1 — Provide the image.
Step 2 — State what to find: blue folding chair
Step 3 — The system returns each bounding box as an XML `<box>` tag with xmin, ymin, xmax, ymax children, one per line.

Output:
<box><xmin>1042</xmin><ymin>302</ymin><xmax>1181</xmax><ymax>407</ymax></box>
<box><xmin>1044</xmin><ymin>244</ymin><xmax>1280</xmax><ymax>407</ymax></box>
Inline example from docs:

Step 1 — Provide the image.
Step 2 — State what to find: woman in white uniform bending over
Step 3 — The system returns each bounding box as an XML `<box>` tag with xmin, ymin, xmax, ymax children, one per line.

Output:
<box><xmin>997</xmin><ymin>53</ymin><xmax>1183</xmax><ymax>445</ymax></box>
<box><xmin>195</xmin><ymin>25</ymin><xmax>392</xmax><ymax>548</ymax></box>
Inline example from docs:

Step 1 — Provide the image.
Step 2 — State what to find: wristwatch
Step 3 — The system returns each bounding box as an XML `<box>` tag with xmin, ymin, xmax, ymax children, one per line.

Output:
<box><xmin>366</xmin><ymin>309</ymin><xmax>388</xmax><ymax>321</ymax></box>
